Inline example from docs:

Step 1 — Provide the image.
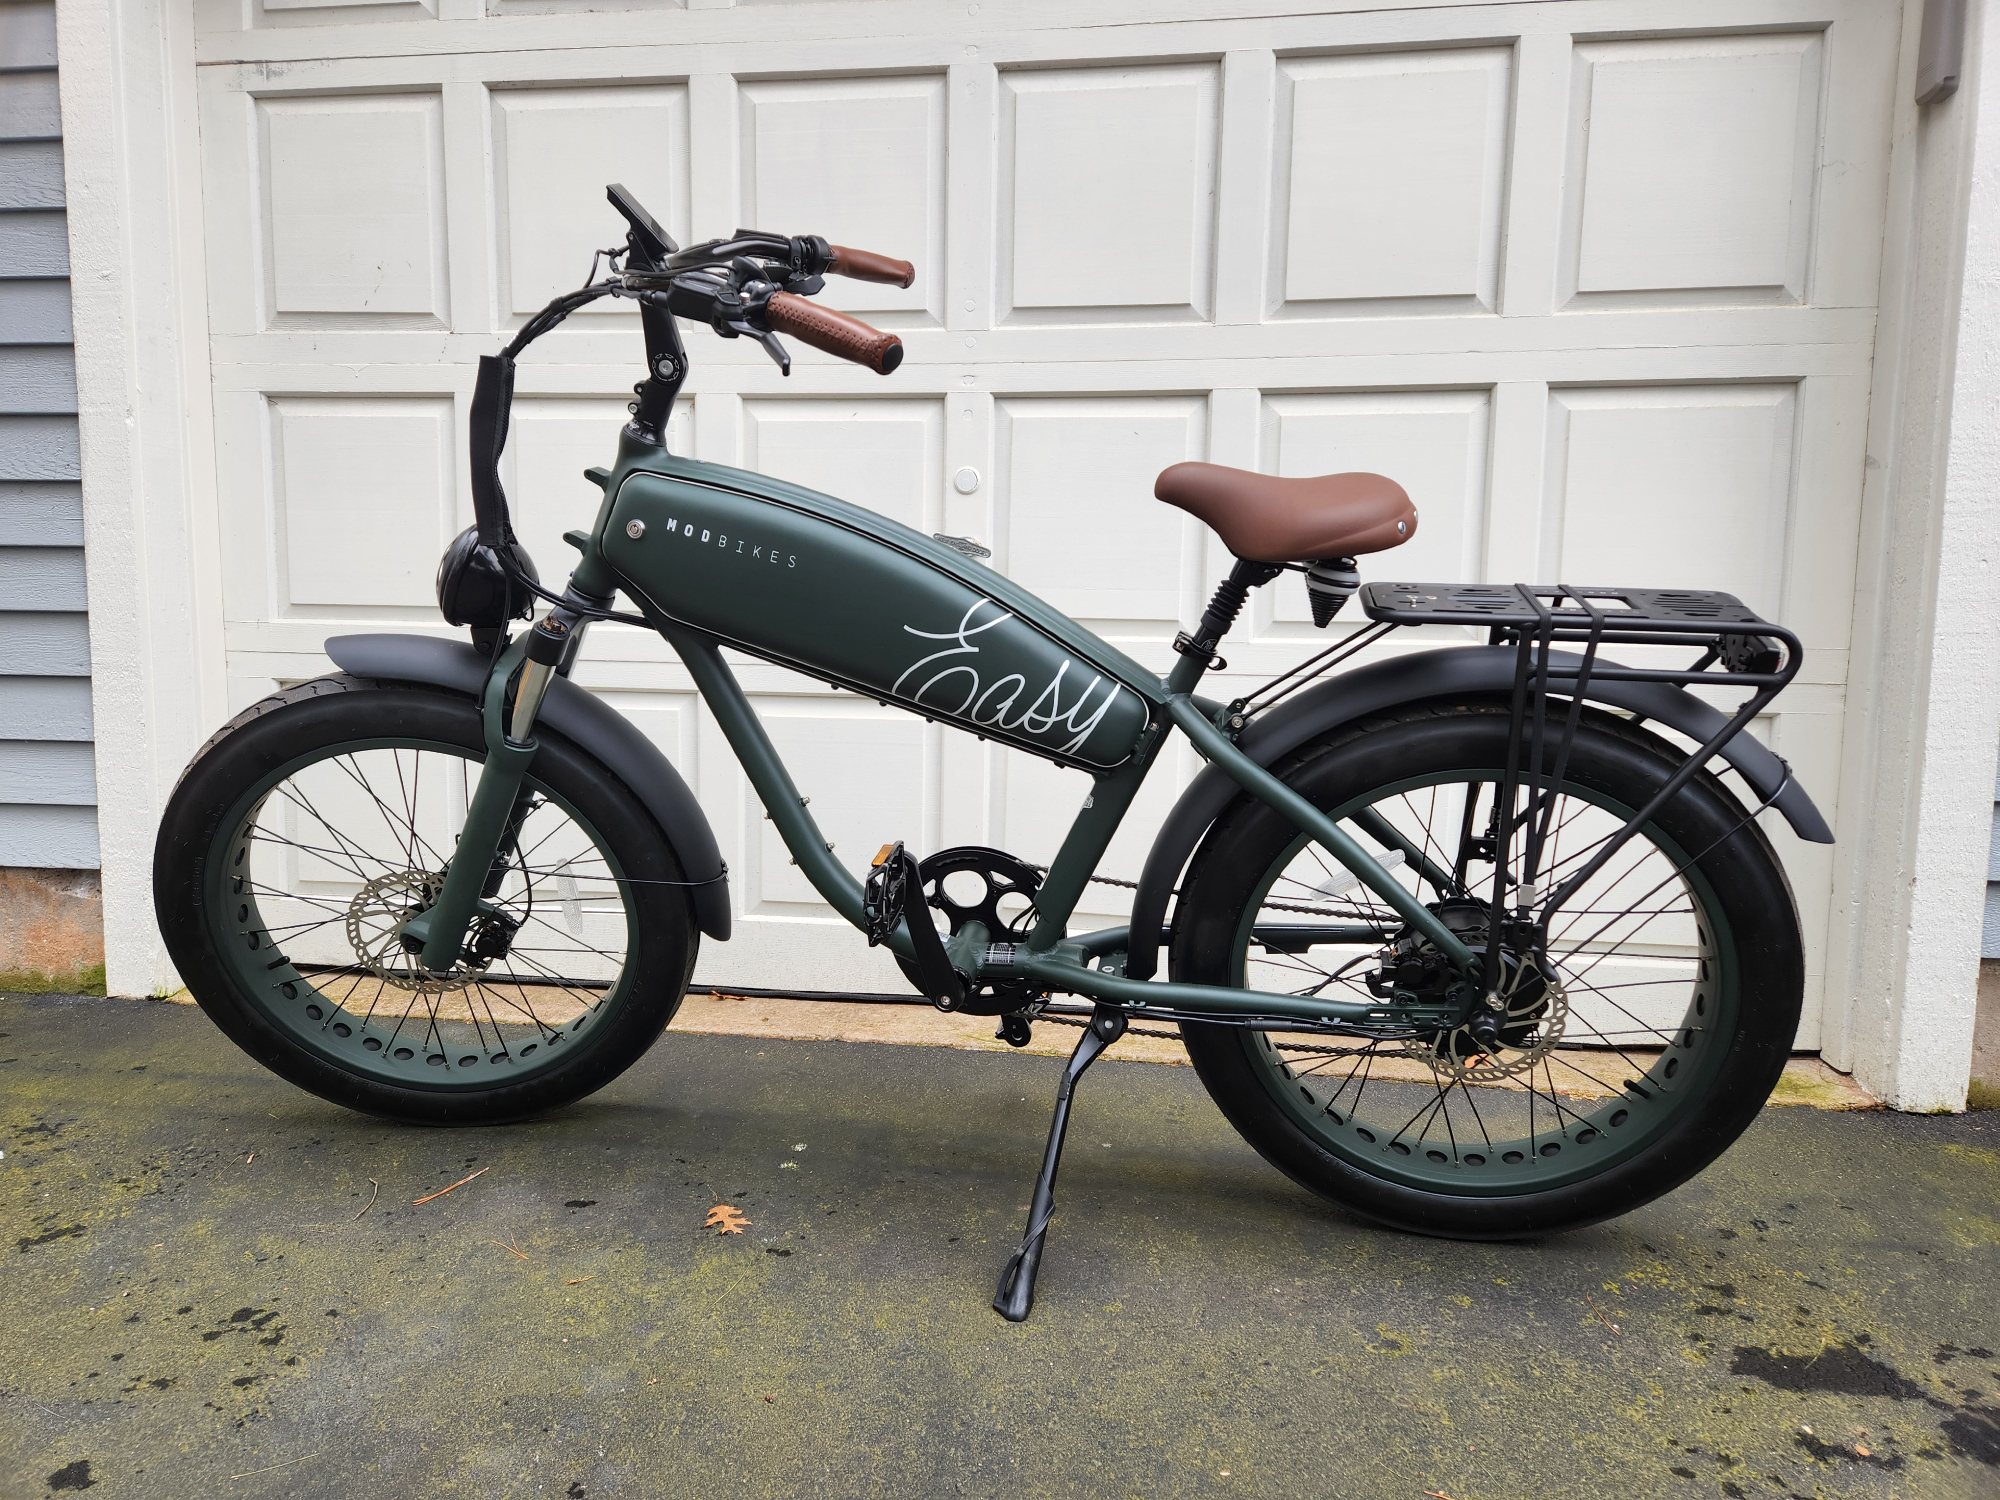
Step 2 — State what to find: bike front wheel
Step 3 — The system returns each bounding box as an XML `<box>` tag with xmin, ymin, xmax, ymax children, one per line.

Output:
<box><xmin>1170</xmin><ymin>701</ymin><xmax>1803</xmax><ymax>1238</ymax></box>
<box><xmin>154</xmin><ymin>674</ymin><xmax>698</xmax><ymax>1124</ymax></box>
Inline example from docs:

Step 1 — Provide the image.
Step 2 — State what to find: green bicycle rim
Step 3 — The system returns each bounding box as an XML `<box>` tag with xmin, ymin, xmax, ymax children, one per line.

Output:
<box><xmin>206</xmin><ymin>736</ymin><xmax>639</xmax><ymax>1090</ymax></box>
<box><xmin>1228</xmin><ymin>771</ymin><xmax>1737</xmax><ymax>1196</ymax></box>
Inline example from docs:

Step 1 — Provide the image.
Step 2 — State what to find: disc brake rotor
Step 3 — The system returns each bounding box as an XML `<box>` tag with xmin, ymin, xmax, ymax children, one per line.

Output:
<box><xmin>1403</xmin><ymin>954</ymin><xmax>1569</xmax><ymax>1084</ymax></box>
<box><xmin>345</xmin><ymin>871</ymin><xmax>485</xmax><ymax>996</ymax></box>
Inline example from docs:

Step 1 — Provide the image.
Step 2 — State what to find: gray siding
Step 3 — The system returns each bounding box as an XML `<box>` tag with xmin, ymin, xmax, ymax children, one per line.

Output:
<box><xmin>1987</xmin><ymin>752</ymin><xmax>2000</xmax><ymax>957</ymax></box>
<box><xmin>0</xmin><ymin>3</ymin><xmax>94</xmax><ymax>870</ymax></box>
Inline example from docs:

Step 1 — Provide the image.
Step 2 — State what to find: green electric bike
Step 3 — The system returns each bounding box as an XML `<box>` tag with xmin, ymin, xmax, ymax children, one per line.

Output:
<box><xmin>155</xmin><ymin>185</ymin><xmax>1830</xmax><ymax>1320</ymax></box>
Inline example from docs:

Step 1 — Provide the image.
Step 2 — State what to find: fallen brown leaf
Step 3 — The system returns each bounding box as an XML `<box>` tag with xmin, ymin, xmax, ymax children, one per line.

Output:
<box><xmin>565</xmin><ymin>1276</ymin><xmax>596</xmax><ymax>1286</ymax></box>
<box><xmin>412</xmin><ymin>1166</ymin><xmax>488</xmax><ymax>1205</ymax></box>
<box><xmin>704</xmin><ymin>1204</ymin><xmax>750</xmax><ymax>1235</ymax></box>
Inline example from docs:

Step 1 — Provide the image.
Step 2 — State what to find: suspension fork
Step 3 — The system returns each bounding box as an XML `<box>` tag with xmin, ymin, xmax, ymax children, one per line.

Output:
<box><xmin>403</xmin><ymin>615</ymin><xmax>572</xmax><ymax>971</ymax></box>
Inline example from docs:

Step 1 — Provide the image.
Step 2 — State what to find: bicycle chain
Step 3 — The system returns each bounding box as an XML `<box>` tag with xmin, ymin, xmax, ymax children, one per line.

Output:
<box><xmin>1084</xmin><ymin>871</ymin><xmax>1374</xmax><ymax>920</ymax></box>
<box><xmin>1069</xmin><ymin>875</ymin><xmax>1383</xmax><ymax>1054</ymax></box>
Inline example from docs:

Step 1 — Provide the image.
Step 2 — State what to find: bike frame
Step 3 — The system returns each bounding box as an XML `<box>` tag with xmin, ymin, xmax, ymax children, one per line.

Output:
<box><xmin>427</xmin><ymin>424</ymin><xmax>1477</xmax><ymax>1034</ymax></box>
<box><xmin>291</xmin><ymin>184</ymin><xmax>1836</xmax><ymax>1323</ymax></box>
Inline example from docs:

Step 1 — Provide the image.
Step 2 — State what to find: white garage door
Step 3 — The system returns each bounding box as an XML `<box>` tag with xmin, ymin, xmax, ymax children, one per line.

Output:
<box><xmin>195</xmin><ymin>0</ymin><xmax>1902</xmax><ymax>1043</ymax></box>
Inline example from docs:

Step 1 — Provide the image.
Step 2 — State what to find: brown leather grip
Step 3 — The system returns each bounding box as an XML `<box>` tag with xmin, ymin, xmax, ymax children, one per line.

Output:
<box><xmin>765</xmin><ymin>292</ymin><xmax>904</xmax><ymax>376</ymax></box>
<box><xmin>826</xmin><ymin>245</ymin><xmax>916</xmax><ymax>289</ymax></box>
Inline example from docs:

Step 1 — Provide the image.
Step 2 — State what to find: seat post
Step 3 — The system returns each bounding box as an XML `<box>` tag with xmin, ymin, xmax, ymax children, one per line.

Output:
<box><xmin>1168</xmin><ymin>558</ymin><xmax>1282</xmax><ymax>694</ymax></box>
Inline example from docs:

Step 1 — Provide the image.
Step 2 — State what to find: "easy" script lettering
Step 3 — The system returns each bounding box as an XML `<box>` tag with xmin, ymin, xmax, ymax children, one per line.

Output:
<box><xmin>891</xmin><ymin>600</ymin><xmax>1123</xmax><ymax>757</ymax></box>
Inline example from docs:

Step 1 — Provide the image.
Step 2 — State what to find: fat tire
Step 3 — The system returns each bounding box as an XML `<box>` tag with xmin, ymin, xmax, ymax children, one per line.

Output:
<box><xmin>1170</xmin><ymin>701</ymin><xmax>1803</xmax><ymax>1239</ymax></box>
<box><xmin>153</xmin><ymin>674</ymin><xmax>698</xmax><ymax>1125</ymax></box>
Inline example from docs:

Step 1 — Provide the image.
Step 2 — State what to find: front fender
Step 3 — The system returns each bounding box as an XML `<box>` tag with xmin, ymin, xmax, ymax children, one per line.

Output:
<box><xmin>324</xmin><ymin>634</ymin><xmax>731</xmax><ymax>941</ymax></box>
<box><xmin>1124</xmin><ymin>645</ymin><xmax>1831</xmax><ymax>981</ymax></box>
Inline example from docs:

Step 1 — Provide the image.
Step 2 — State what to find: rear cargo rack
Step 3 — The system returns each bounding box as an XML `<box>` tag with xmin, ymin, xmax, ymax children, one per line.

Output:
<box><xmin>1358</xmin><ymin>581</ymin><xmax>1799</xmax><ymax>690</ymax></box>
<box><xmin>1348</xmin><ymin>581</ymin><xmax>1803</xmax><ymax>994</ymax></box>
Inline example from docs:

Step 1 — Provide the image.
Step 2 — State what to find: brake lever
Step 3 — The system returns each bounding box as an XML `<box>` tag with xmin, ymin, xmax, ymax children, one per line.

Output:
<box><xmin>612</xmin><ymin>262</ymin><xmax>795</xmax><ymax>374</ymax></box>
<box><xmin>727</xmin><ymin>321</ymin><xmax>791</xmax><ymax>376</ymax></box>
<box><xmin>717</xmin><ymin>261</ymin><xmax>792</xmax><ymax>374</ymax></box>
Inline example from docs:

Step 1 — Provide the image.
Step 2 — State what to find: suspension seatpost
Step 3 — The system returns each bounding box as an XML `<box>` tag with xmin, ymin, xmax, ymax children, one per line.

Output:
<box><xmin>1167</xmin><ymin>558</ymin><xmax>1281</xmax><ymax>695</ymax></box>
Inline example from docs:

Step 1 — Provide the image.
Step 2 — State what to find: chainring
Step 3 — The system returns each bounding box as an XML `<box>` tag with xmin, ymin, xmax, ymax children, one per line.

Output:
<box><xmin>894</xmin><ymin>846</ymin><xmax>1044</xmax><ymax>1015</ymax></box>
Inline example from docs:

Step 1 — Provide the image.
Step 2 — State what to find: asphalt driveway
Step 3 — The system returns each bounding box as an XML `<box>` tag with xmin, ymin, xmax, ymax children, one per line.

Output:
<box><xmin>3</xmin><ymin>992</ymin><xmax>1996</xmax><ymax>1499</ymax></box>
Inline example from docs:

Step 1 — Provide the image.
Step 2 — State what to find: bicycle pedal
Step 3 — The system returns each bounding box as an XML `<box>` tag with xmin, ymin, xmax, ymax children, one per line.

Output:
<box><xmin>865</xmin><ymin>841</ymin><xmax>968</xmax><ymax>1011</ymax></box>
<box><xmin>862</xmin><ymin>841</ymin><xmax>907</xmax><ymax>947</ymax></box>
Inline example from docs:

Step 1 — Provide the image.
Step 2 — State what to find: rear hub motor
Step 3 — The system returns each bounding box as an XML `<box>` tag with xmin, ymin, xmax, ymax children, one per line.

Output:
<box><xmin>1371</xmin><ymin>898</ymin><xmax>1568</xmax><ymax>1084</ymax></box>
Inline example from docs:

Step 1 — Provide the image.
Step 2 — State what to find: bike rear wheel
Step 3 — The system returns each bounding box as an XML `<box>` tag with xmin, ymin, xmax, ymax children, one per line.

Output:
<box><xmin>154</xmin><ymin>675</ymin><xmax>698</xmax><ymax>1124</ymax></box>
<box><xmin>1170</xmin><ymin>701</ymin><xmax>1803</xmax><ymax>1238</ymax></box>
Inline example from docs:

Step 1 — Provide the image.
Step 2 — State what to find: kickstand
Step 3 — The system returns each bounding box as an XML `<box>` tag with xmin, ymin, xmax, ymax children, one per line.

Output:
<box><xmin>992</xmin><ymin>1004</ymin><xmax>1128</xmax><ymax>1322</ymax></box>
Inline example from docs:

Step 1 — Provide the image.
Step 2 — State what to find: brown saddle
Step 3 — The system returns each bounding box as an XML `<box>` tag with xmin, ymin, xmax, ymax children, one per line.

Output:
<box><xmin>1154</xmin><ymin>462</ymin><xmax>1417</xmax><ymax>562</ymax></box>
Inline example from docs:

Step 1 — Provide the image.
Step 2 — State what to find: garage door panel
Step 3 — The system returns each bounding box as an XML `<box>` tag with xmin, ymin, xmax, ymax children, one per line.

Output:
<box><xmin>1257</xmin><ymin>390</ymin><xmax>1491</xmax><ymax>633</ymax></box>
<box><xmin>259</xmin><ymin>93</ymin><xmax>449</xmax><ymax>324</ymax></box>
<box><xmin>271</xmin><ymin>395</ymin><xmax>454</xmax><ymax>613</ymax></box>
<box><xmin>492</xmin><ymin>84</ymin><xmax>690</xmax><ymax>324</ymax></box>
<box><xmin>741</xmin><ymin>397</ymin><xmax>941</xmax><ymax>536</ymax></box>
<box><xmin>1564</xmin><ymin>34</ymin><xmax>1823</xmax><ymax>306</ymax></box>
<box><xmin>739</xmin><ymin>76</ymin><xmax>943</xmax><ymax>324</ymax></box>
<box><xmin>241</xmin><ymin>0</ymin><xmax>435</xmax><ymax>29</ymax></box>
<box><xmin>997</xmin><ymin>395</ymin><xmax>1204</xmax><ymax>634</ymax></box>
<box><xmin>1780</xmin><ymin>372</ymin><xmax>1871</xmax><ymax>657</ymax></box>
<box><xmin>998</xmin><ymin>745</ymin><xmax>1183</xmax><ymax>921</ymax></box>
<box><xmin>750</xmin><ymin>706</ymin><xmax>930</xmax><ymax>914</ymax></box>
<box><xmin>1272</xmin><ymin>48</ymin><xmax>1511</xmax><ymax>317</ymax></box>
<box><xmin>1544</xmin><ymin>383</ymin><xmax>1795</xmax><ymax>616</ymax></box>
<box><xmin>1000</xmin><ymin>63</ymin><xmax>1218</xmax><ymax>324</ymax></box>
<box><xmin>487</xmin><ymin>0</ymin><xmax>670</xmax><ymax>18</ymax></box>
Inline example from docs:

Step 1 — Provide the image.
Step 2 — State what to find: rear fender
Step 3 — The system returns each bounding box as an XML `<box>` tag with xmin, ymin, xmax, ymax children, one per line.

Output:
<box><xmin>1124</xmin><ymin>644</ymin><xmax>1831</xmax><ymax>981</ymax></box>
<box><xmin>324</xmin><ymin>633</ymin><xmax>731</xmax><ymax>941</ymax></box>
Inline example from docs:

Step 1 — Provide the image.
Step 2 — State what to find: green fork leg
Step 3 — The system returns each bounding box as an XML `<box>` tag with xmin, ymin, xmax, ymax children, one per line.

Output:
<box><xmin>406</xmin><ymin>636</ymin><xmax>537</xmax><ymax>971</ymax></box>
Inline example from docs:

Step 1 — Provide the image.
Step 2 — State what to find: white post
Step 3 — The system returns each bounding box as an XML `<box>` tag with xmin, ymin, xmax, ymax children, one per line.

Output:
<box><xmin>55</xmin><ymin>0</ymin><xmax>225</xmax><ymax>998</ymax></box>
<box><xmin>1889</xmin><ymin>2</ymin><xmax>2000</xmax><ymax>1110</ymax></box>
<box><xmin>1836</xmin><ymin>0</ymin><xmax>2000</xmax><ymax>1110</ymax></box>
